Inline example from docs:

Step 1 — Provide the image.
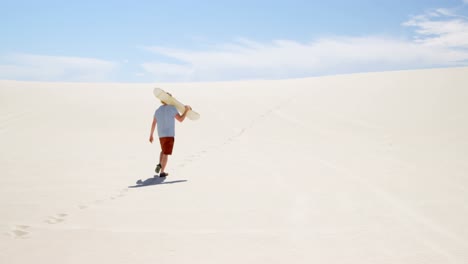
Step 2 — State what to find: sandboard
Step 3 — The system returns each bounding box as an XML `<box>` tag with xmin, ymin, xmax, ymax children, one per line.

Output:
<box><xmin>153</xmin><ymin>88</ymin><xmax>200</xmax><ymax>120</ymax></box>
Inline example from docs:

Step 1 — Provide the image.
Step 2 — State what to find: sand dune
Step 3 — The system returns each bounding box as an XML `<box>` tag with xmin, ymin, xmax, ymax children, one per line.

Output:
<box><xmin>1</xmin><ymin>67</ymin><xmax>467</xmax><ymax>263</ymax></box>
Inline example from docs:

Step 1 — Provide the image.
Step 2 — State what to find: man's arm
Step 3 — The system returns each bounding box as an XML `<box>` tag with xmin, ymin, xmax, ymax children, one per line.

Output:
<box><xmin>175</xmin><ymin>105</ymin><xmax>192</xmax><ymax>122</ymax></box>
<box><xmin>149</xmin><ymin>117</ymin><xmax>157</xmax><ymax>143</ymax></box>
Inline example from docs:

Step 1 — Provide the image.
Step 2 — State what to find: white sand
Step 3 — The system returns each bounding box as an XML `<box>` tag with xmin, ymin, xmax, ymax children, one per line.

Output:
<box><xmin>1</xmin><ymin>67</ymin><xmax>468</xmax><ymax>263</ymax></box>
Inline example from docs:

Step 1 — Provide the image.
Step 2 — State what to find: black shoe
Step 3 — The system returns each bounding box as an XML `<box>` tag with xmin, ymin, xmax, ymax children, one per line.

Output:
<box><xmin>159</xmin><ymin>172</ymin><xmax>169</xmax><ymax>177</ymax></box>
<box><xmin>155</xmin><ymin>164</ymin><xmax>162</xmax><ymax>173</ymax></box>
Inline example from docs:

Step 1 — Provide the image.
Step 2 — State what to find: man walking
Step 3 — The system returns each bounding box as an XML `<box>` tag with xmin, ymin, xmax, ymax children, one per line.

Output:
<box><xmin>149</xmin><ymin>97</ymin><xmax>191</xmax><ymax>177</ymax></box>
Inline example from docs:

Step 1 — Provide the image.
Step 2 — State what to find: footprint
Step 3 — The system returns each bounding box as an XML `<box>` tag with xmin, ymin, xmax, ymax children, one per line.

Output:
<box><xmin>109</xmin><ymin>189</ymin><xmax>129</xmax><ymax>200</ymax></box>
<box><xmin>10</xmin><ymin>225</ymin><xmax>30</xmax><ymax>239</ymax></box>
<box><xmin>45</xmin><ymin>213</ymin><xmax>68</xmax><ymax>224</ymax></box>
<box><xmin>79</xmin><ymin>205</ymin><xmax>88</xmax><ymax>210</ymax></box>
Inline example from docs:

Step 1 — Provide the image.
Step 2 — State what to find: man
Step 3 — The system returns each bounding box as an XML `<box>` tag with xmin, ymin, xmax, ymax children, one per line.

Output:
<box><xmin>149</xmin><ymin>96</ymin><xmax>191</xmax><ymax>177</ymax></box>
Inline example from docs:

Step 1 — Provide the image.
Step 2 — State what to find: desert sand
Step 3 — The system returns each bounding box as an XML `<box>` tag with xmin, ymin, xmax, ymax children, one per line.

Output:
<box><xmin>1</xmin><ymin>67</ymin><xmax>468</xmax><ymax>263</ymax></box>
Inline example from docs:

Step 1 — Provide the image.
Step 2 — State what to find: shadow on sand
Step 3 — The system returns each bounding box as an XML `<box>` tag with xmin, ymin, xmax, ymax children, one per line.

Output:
<box><xmin>128</xmin><ymin>176</ymin><xmax>187</xmax><ymax>188</ymax></box>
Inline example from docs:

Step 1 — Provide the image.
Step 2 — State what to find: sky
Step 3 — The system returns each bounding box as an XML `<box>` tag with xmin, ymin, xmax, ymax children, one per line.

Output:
<box><xmin>1</xmin><ymin>0</ymin><xmax>468</xmax><ymax>82</ymax></box>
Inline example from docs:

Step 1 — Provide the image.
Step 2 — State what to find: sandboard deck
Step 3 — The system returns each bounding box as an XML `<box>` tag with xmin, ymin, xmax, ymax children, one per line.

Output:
<box><xmin>153</xmin><ymin>88</ymin><xmax>200</xmax><ymax>120</ymax></box>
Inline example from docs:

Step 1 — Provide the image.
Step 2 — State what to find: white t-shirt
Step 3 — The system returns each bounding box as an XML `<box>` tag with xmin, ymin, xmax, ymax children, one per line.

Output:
<box><xmin>154</xmin><ymin>105</ymin><xmax>178</xmax><ymax>137</ymax></box>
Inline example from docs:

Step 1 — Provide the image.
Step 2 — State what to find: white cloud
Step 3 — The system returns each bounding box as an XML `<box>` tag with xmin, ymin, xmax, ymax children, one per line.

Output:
<box><xmin>0</xmin><ymin>53</ymin><xmax>118</xmax><ymax>82</ymax></box>
<box><xmin>142</xmin><ymin>36</ymin><xmax>468</xmax><ymax>82</ymax></box>
<box><xmin>403</xmin><ymin>9</ymin><xmax>468</xmax><ymax>48</ymax></box>
<box><xmin>142</xmin><ymin>7</ymin><xmax>468</xmax><ymax>82</ymax></box>
<box><xmin>141</xmin><ymin>62</ymin><xmax>194</xmax><ymax>81</ymax></box>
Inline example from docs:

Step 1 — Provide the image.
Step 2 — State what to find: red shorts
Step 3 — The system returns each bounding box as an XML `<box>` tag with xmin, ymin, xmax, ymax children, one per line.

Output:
<box><xmin>159</xmin><ymin>137</ymin><xmax>175</xmax><ymax>155</ymax></box>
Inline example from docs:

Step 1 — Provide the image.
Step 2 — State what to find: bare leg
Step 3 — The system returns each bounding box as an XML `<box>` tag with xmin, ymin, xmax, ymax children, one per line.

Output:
<box><xmin>160</xmin><ymin>153</ymin><xmax>169</xmax><ymax>173</ymax></box>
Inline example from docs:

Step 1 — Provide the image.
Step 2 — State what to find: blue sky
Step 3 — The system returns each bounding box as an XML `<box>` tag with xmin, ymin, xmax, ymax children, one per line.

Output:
<box><xmin>1</xmin><ymin>0</ymin><xmax>468</xmax><ymax>82</ymax></box>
